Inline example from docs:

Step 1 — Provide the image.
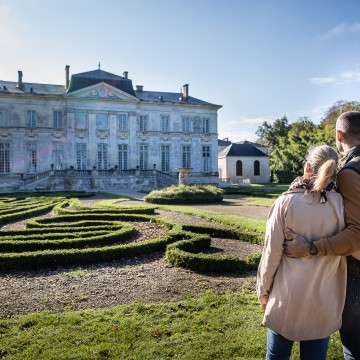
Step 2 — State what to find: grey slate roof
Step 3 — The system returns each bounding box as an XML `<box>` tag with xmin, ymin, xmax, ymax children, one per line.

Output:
<box><xmin>0</xmin><ymin>80</ymin><xmax>65</xmax><ymax>95</ymax></box>
<box><xmin>0</xmin><ymin>69</ymin><xmax>221</xmax><ymax>107</ymax></box>
<box><xmin>218</xmin><ymin>143</ymin><xmax>268</xmax><ymax>158</ymax></box>
<box><xmin>218</xmin><ymin>139</ymin><xmax>232</xmax><ymax>147</ymax></box>
<box><xmin>135</xmin><ymin>90</ymin><xmax>221</xmax><ymax>107</ymax></box>
<box><xmin>67</xmin><ymin>69</ymin><xmax>136</xmax><ymax>96</ymax></box>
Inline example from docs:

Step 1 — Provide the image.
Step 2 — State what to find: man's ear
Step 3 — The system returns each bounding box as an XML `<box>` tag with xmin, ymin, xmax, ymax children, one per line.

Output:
<box><xmin>336</xmin><ymin>129</ymin><xmax>342</xmax><ymax>142</ymax></box>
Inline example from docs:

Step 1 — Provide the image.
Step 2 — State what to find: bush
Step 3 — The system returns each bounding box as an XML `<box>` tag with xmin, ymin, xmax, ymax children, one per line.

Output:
<box><xmin>144</xmin><ymin>185</ymin><xmax>224</xmax><ymax>204</ymax></box>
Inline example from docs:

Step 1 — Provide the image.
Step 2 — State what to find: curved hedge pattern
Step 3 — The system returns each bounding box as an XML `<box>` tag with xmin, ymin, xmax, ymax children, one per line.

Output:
<box><xmin>0</xmin><ymin>197</ymin><xmax>67</xmax><ymax>226</ymax></box>
<box><xmin>0</xmin><ymin>196</ymin><xmax>263</xmax><ymax>272</ymax></box>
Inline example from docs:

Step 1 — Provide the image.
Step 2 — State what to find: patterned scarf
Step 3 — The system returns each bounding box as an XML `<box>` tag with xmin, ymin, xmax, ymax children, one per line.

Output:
<box><xmin>288</xmin><ymin>176</ymin><xmax>335</xmax><ymax>203</ymax></box>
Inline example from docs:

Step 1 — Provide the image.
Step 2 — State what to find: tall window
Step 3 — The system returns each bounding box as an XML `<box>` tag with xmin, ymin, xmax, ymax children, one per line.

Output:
<box><xmin>26</xmin><ymin>142</ymin><xmax>37</xmax><ymax>173</ymax></box>
<box><xmin>97</xmin><ymin>143</ymin><xmax>108</xmax><ymax>170</ymax></box>
<box><xmin>182</xmin><ymin>117</ymin><xmax>190</xmax><ymax>133</ymax></box>
<box><xmin>236</xmin><ymin>160</ymin><xmax>243</xmax><ymax>176</ymax></box>
<box><xmin>53</xmin><ymin>111</ymin><xmax>62</xmax><ymax>128</ymax></box>
<box><xmin>76</xmin><ymin>143</ymin><xmax>87</xmax><ymax>170</ymax></box>
<box><xmin>202</xmin><ymin>146</ymin><xmax>211</xmax><ymax>172</ymax></box>
<box><xmin>118</xmin><ymin>144</ymin><xmax>128</xmax><ymax>170</ymax></box>
<box><xmin>118</xmin><ymin>114</ymin><xmax>128</xmax><ymax>131</ymax></box>
<box><xmin>96</xmin><ymin>113</ymin><xmax>108</xmax><ymax>130</ymax></box>
<box><xmin>161</xmin><ymin>115</ymin><xmax>170</xmax><ymax>132</ymax></box>
<box><xmin>52</xmin><ymin>143</ymin><xmax>64</xmax><ymax>170</ymax></box>
<box><xmin>139</xmin><ymin>115</ymin><xmax>148</xmax><ymax>131</ymax></box>
<box><xmin>75</xmin><ymin>111</ymin><xmax>87</xmax><ymax>129</ymax></box>
<box><xmin>254</xmin><ymin>160</ymin><xmax>260</xmax><ymax>176</ymax></box>
<box><xmin>202</xmin><ymin>118</ymin><xmax>210</xmax><ymax>133</ymax></box>
<box><xmin>161</xmin><ymin>145</ymin><xmax>170</xmax><ymax>172</ymax></box>
<box><xmin>0</xmin><ymin>142</ymin><xmax>10</xmax><ymax>173</ymax></box>
<box><xmin>182</xmin><ymin>145</ymin><xmax>191</xmax><ymax>168</ymax></box>
<box><xmin>139</xmin><ymin>144</ymin><xmax>148</xmax><ymax>170</ymax></box>
<box><xmin>26</xmin><ymin>110</ymin><xmax>36</xmax><ymax>128</ymax></box>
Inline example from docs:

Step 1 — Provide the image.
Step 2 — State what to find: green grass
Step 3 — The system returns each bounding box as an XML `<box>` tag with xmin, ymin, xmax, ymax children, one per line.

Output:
<box><xmin>0</xmin><ymin>291</ymin><xmax>343</xmax><ymax>360</ymax></box>
<box><xmin>158</xmin><ymin>205</ymin><xmax>266</xmax><ymax>234</ymax></box>
<box><xmin>241</xmin><ymin>197</ymin><xmax>276</xmax><ymax>207</ymax></box>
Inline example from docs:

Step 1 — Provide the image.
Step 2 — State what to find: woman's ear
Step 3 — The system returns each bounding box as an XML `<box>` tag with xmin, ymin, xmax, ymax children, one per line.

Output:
<box><xmin>305</xmin><ymin>162</ymin><xmax>311</xmax><ymax>173</ymax></box>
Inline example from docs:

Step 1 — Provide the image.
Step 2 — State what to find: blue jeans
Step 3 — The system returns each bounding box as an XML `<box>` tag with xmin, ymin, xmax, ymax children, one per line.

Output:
<box><xmin>340</xmin><ymin>274</ymin><xmax>360</xmax><ymax>360</ymax></box>
<box><xmin>266</xmin><ymin>328</ymin><xmax>329</xmax><ymax>360</ymax></box>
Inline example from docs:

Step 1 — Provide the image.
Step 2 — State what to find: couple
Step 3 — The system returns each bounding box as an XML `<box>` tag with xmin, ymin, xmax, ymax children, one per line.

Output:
<box><xmin>257</xmin><ymin>111</ymin><xmax>360</xmax><ymax>360</ymax></box>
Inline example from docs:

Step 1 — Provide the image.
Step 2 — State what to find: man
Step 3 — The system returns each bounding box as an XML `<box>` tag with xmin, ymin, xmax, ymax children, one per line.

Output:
<box><xmin>284</xmin><ymin>110</ymin><xmax>360</xmax><ymax>360</ymax></box>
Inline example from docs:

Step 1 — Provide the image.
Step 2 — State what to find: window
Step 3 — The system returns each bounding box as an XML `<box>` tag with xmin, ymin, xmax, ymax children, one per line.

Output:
<box><xmin>96</xmin><ymin>113</ymin><xmax>108</xmax><ymax>130</ymax></box>
<box><xmin>202</xmin><ymin>118</ymin><xmax>210</xmax><ymax>133</ymax></box>
<box><xmin>0</xmin><ymin>142</ymin><xmax>10</xmax><ymax>173</ymax></box>
<box><xmin>76</xmin><ymin>143</ymin><xmax>87</xmax><ymax>170</ymax></box>
<box><xmin>53</xmin><ymin>111</ymin><xmax>62</xmax><ymax>128</ymax></box>
<box><xmin>202</xmin><ymin>146</ymin><xmax>211</xmax><ymax>172</ymax></box>
<box><xmin>236</xmin><ymin>160</ymin><xmax>243</xmax><ymax>176</ymax></box>
<box><xmin>182</xmin><ymin>117</ymin><xmax>190</xmax><ymax>133</ymax></box>
<box><xmin>161</xmin><ymin>115</ymin><xmax>170</xmax><ymax>132</ymax></box>
<box><xmin>139</xmin><ymin>115</ymin><xmax>148</xmax><ymax>131</ymax></box>
<box><xmin>254</xmin><ymin>160</ymin><xmax>260</xmax><ymax>176</ymax></box>
<box><xmin>182</xmin><ymin>145</ymin><xmax>191</xmax><ymax>168</ymax></box>
<box><xmin>139</xmin><ymin>144</ymin><xmax>148</xmax><ymax>170</ymax></box>
<box><xmin>97</xmin><ymin>143</ymin><xmax>108</xmax><ymax>170</ymax></box>
<box><xmin>75</xmin><ymin>111</ymin><xmax>87</xmax><ymax>129</ymax></box>
<box><xmin>26</xmin><ymin>110</ymin><xmax>36</xmax><ymax>128</ymax></box>
<box><xmin>26</xmin><ymin>142</ymin><xmax>37</xmax><ymax>173</ymax></box>
<box><xmin>118</xmin><ymin>144</ymin><xmax>128</xmax><ymax>170</ymax></box>
<box><xmin>52</xmin><ymin>143</ymin><xmax>64</xmax><ymax>170</ymax></box>
<box><xmin>118</xmin><ymin>114</ymin><xmax>128</xmax><ymax>131</ymax></box>
<box><xmin>161</xmin><ymin>145</ymin><xmax>170</xmax><ymax>172</ymax></box>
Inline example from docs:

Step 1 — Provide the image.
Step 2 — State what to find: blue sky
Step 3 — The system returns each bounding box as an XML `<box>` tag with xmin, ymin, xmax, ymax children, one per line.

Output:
<box><xmin>1</xmin><ymin>0</ymin><xmax>360</xmax><ymax>141</ymax></box>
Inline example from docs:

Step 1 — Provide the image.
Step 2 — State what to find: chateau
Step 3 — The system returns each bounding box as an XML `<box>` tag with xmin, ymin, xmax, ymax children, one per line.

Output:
<box><xmin>0</xmin><ymin>66</ymin><xmax>222</xmax><ymax>191</ymax></box>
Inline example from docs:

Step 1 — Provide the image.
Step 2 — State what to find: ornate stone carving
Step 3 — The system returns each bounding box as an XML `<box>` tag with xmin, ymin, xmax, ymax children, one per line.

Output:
<box><xmin>74</xmin><ymin>129</ymin><xmax>88</xmax><ymax>139</ymax></box>
<box><xmin>96</xmin><ymin>130</ymin><xmax>109</xmax><ymax>139</ymax></box>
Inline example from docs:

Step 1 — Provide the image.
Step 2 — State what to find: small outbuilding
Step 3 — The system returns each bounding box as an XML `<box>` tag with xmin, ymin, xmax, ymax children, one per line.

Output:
<box><xmin>218</xmin><ymin>142</ymin><xmax>270</xmax><ymax>184</ymax></box>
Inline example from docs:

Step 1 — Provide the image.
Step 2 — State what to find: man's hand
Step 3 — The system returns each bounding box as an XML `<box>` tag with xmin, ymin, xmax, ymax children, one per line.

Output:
<box><xmin>284</xmin><ymin>228</ymin><xmax>311</xmax><ymax>258</ymax></box>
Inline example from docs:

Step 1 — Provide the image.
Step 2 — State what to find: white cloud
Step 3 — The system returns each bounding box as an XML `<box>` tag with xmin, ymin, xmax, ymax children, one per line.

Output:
<box><xmin>340</xmin><ymin>70</ymin><xmax>360</xmax><ymax>81</ymax></box>
<box><xmin>322</xmin><ymin>22</ymin><xmax>360</xmax><ymax>39</ymax></box>
<box><xmin>227</xmin><ymin>116</ymin><xmax>272</xmax><ymax>126</ymax></box>
<box><xmin>310</xmin><ymin>68</ymin><xmax>360</xmax><ymax>86</ymax></box>
<box><xmin>309</xmin><ymin>77</ymin><xmax>337</xmax><ymax>85</ymax></box>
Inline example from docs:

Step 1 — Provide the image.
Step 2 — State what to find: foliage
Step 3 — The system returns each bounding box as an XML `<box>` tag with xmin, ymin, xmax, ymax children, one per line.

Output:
<box><xmin>255</xmin><ymin>101</ymin><xmax>360</xmax><ymax>182</ymax></box>
<box><xmin>144</xmin><ymin>185</ymin><xmax>224</xmax><ymax>204</ymax></box>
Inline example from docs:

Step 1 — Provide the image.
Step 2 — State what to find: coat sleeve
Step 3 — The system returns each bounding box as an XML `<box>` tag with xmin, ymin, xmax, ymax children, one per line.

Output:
<box><xmin>257</xmin><ymin>195</ymin><xmax>287</xmax><ymax>306</ymax></box>
<box><xmin>317</xmin><ymin>169</ymin><xmax>360</xmax><ymax>256</ymax></box>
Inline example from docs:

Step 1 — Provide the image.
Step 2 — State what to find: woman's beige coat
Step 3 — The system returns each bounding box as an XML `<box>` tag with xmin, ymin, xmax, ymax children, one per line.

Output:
<box><xmin>257</xmin><ymin>188</ymin><xmax>346</xmax><ymax>341</ymax></box>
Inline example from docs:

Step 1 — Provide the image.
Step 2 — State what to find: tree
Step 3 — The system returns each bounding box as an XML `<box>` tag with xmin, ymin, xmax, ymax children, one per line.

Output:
<box><xmin>317</xmin><ymin>100</ymin><xmax>360</xmax><ymax>146</ymax></box>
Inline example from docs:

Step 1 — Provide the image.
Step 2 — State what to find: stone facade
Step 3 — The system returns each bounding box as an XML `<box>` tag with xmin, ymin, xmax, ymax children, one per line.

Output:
<box><xmin>218</xmin><ymin>143</ymin><xmax>270</xmax><ymax>184</ymax></box>
<box><xmin>0</xmin><ymin>67</ymin><xmax>222</xmax><ymax>191</ymax></box>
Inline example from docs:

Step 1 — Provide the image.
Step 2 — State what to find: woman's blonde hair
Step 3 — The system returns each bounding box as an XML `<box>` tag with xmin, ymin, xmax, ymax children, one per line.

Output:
<box><xmin>305</xmin><ymin>145</ymin><xmax>338</xmax><ymax>192</ymax></box>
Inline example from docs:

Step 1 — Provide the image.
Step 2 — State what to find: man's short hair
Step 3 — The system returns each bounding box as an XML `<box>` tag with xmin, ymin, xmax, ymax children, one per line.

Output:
<box><xmin>337</xmin><ymin>111</ymin><xmax>360</xmax><ymax>141</ymax></box>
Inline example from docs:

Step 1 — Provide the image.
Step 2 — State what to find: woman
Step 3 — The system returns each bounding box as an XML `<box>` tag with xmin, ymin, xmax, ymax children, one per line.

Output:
<box><xmin>257</xmin><ymin>145</ymin><xmax>346</xmax><ymax>360</ymax></box>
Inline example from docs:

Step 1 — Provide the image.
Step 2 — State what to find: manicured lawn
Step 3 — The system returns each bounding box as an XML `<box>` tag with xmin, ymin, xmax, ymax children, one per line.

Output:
<box><xmin>0</xmin><ymin>291</ymin><xmax>343</xmax><ymax>360</ymax></box>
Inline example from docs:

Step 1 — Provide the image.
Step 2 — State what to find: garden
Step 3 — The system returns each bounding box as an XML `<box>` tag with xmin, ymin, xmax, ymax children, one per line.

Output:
<box><xmin>0</xmin><ymin>186</ymin><xmax>343</xmax><ymax>359</ymax></box>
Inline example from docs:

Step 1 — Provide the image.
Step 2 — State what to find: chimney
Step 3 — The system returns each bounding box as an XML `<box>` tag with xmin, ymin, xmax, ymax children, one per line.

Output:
<box><xmin>136</xmin><ymin>85</ymin><xmax>143</xmax><ymax>92</ymax></box>
<box><xmin>123</xmin><ymin>71</ymin><xmax>128</xmax><ymax>79</ymax></box>
<box><xmin>183</xmin><ymin>84</ymin><xmax>189</xmax><ymax>98</ymax></box>
<box><xmin>17</xmin><ymin>71</ymin><xmax>23</xmax><ymax>88</ymax></box>
<box><xmin>65</xmin><ymin>65</ymin><xmax>70</xmax><ymax>89</ymax></box>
